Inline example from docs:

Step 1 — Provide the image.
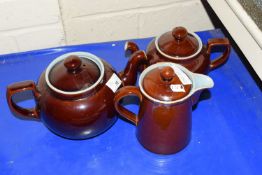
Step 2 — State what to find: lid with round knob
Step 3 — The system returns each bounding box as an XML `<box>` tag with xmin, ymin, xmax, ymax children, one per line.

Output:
<box><xmin>46</xmin><ymin>52</ymin><xmax>104</xmax><ymax>93</ymax></box>
<box><xmin>156</xmin><ymin>26</ymin><xmax>202</xmax><ymax>58</ymax></box>
<box><xmin>141</xmin><ymin>63</ymin><xmax>192</xmax><ymax>102</ymax></box>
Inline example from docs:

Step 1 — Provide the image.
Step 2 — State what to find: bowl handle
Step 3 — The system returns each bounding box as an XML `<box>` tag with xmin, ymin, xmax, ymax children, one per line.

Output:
<box><xmin>6</xmin><ymin>81</ymin><xmax>40</xmax><ymax>120</ymax></box>
<box><xmin>114</xmin><ymin>86</ymin><xmax>142</xmax><ymax>125</ymax></box>
<box><xmin>207</xmin><ymin>38</ymin><xmax>231</xmax><ymax>70</ymax></box>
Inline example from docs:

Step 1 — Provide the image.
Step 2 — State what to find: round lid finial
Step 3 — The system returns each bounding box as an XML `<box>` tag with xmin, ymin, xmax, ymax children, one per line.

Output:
<box><xmin>172</xmin><ymin>26</ymin><xmax>188</xmax><ymax>40</ymax></box>
<box><xmin>141</xmin><ymin>63</ymin><xmax>192</xmax><ymax>102</ymax></box>
<box><xmin>64</xmin><ymin>55</ymin><xmax>82</xmax><ymax>72</ymax></box>
<box><xmin>160</xmin><ymin>66</ymin><xmax>175</xmax><ymax>82</ymax></box>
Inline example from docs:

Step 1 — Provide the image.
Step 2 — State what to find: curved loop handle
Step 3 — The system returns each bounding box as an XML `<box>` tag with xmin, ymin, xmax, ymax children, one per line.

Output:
<box><xmin>207</xmin><ymin>38</ymin><xmax>231</xmax><ymax>70</ymax></box>
<box><xmin>114</xmin><ymin>86</ymin><xmax>143</xmax><ymax>125</ymax></box>
<box><xmin>6</xmin><ymin>80</ymin><xmax>40</xmax><ymax>120</ymax></box>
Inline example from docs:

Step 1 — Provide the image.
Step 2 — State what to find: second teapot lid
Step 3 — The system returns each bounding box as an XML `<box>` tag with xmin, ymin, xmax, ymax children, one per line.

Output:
<box><xmin>141</xmin><ymin>63</ymin><xmax>192</xmax><ymax>102</ymax></box>
<box><xmin>156</xmin><ymin>26</ymin><xmax>201</xmax><ymax>58</ymax></box>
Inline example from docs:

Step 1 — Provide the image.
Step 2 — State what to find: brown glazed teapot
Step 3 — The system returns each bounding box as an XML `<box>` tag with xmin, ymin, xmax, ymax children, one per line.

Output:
<box><xmin>6</xmin><ymin>51</ymin><xmax>147</xmax><ymax>139</ymax></box>
<box><xmin>114</xmin><ymin>62</ymin><xmax>214</xmax><ymax>154</ymax></box>
<box><xmin>125</xmin><ymin>26</ymin><xmax>231</xmax><ymax>74</ymax></box>
<box><xmin>125</xmin><ymin>26</ymin><xmax>229</xmax><ymax>104</ymax></box>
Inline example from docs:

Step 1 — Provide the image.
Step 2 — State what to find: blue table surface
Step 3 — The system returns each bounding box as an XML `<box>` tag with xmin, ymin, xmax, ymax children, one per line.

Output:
<box><xmin>0</xmin><ymin>29</ymin><xmax>261</xmax><ymax>175</ymax></box>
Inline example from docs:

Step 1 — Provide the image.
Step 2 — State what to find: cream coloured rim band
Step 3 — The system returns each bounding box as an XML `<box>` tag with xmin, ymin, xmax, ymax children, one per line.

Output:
<box><xmin>155</xmin><ymin>32</ymin><xmax>203</xmax><ymax>60</ymax></box>
<box><xmin>139</xmin><ymin>62</ymin><xmax>196</xmax><ymax>104</ymax></box>
<box><xmin>45</xmin><ymin>52</ymin><xmax>105</xmax><ymax>95</ymax></box>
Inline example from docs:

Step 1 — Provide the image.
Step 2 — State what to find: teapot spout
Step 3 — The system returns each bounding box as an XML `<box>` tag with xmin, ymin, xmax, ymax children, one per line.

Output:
<box><xmin>119</xmin><ymin>50</ymin><xmax>147</xmax><ymax>86</ymax></box>
<box><xmin>125</xmin><ymin>41</ymin><xmax>140</xmax><ymax>57</ymax></box>
<box><xmin>191</xmin><ymin>73</ymin><xmax>214</xmax><ymax>93</ymax></box>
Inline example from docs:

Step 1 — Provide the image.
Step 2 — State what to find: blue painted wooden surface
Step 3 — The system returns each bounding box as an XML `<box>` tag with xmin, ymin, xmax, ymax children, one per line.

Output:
<box><xmin>0</xmin><ymin>29</ymin><xmax>261</xmax><ymax>175</ymax></box>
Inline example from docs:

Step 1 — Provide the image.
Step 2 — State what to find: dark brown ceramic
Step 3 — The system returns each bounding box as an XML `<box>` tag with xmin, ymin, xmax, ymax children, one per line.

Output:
<box><xmin>125</xmin><ymin>26</ymin><xmax>231</xmax><ymax>74</ymax></box>
<box><xmin>6</xmin><ymin>51</ymin><xmax>147</xmax><ymax>139</ymax></box>
<box><xmin>114</xmin><ymin>62</ymin><xmax>214</xmax><ymax>154</ymax></box>
<box><xmin>125</xmin><ymin>26</ymin><xmax>230</xmax><ymax>105</ymax></box>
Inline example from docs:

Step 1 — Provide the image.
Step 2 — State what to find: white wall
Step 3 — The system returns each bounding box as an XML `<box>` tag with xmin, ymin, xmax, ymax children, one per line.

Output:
<box><xmin>0</xmin><ymin>0</ymin><xmax>65</xmax><ymax>54</ymax></box>
<box><xmin>0</xmin><ymin>0</ymin><xmax>213</xmax><ymax>55</ymax></box>
<box><xmin>60</xmin><ymin>0</ymin><xmax>214</xmax><ymax>45</ymax></box>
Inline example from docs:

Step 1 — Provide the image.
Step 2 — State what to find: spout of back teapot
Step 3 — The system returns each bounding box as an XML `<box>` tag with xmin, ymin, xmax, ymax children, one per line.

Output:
<box><xmin>125</xmin><ymin>41</ymin><xmax>140</xmax><ymax>57</ymax></box>
<box><xmin>119</xmin><ymin>50</ymin><xmax>148</xmax><ymax>86</ymax></box>
<box><xmin>191</xmin><ymin>73</ymin><xmax>214</xmax><ymax>93</ymax></box>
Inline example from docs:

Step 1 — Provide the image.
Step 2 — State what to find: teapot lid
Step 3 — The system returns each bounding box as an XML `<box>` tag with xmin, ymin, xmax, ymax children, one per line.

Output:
<box><xmin>45</xmin><ymin>52</ymin><xmax>104</xmax><ymax>94</ymax></box>
<box><xmin>156</xmin><ymin>26</ymin><xmax>202</xmax><ymax>59</ymax></box>
<box><xmin>141</xmin><ymin>63</ymin><xmax>192</xmax><ymax>102</ymax></box>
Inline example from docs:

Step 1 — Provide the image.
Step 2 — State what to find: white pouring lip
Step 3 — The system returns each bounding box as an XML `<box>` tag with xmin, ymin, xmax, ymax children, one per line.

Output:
<box><xmin>155</xmin><ymin>32</ymin><xmax>203</xmax><ymax>60</ymax></box>
<box><xmin>45</xmin><ymin>52</ymin><xmax>105</xmax><ymax>95</ymax></box>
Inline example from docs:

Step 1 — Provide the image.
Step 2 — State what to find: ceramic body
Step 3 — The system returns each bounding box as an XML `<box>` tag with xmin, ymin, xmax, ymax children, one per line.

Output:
<box><xmin>126</xmin><ymin>28</ymin><xmax>230</xmax><ymax>104</ymax></box>
<box><xmin>6</xmin><ymin>52</ymin><xmax>147</xmax><ymax>139</ymax></box>
<box><xmin>126</xmin><ymin>29</ymin><xmax>231</xmax><ymax>74</ymax></box>
<box><xmin>37</xmin><ymin>61</ymin><xmax>116</xmax><ymax>139</ymax></box>
<box><xmin>114</xmin><ymin>62</ymin><xmax>214</xmax><ymax>154</ymax></box>
<box><xmin>117</xmin><ymin>86</ymin><xmax>192</xmax><ymax>154</ymax></box>
<box><xmin>146</xmin><ymin>39</ymin><xmax>210</xmax><ymax>74</ymax></box>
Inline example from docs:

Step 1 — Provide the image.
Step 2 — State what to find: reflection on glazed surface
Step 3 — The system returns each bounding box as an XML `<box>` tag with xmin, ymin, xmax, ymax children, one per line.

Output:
<box><xmin>136</xmin><ymin>97</ymin><xmax>191</xmax><ymax>154</ymax></box>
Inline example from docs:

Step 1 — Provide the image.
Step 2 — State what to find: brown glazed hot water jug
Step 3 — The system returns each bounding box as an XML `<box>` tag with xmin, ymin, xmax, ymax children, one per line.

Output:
<box><xmin>6</xmin><ymin>51</ymin><xmax>147</xmax><ymax>139</ymax></box>
<box><xmin>114</xmin><ymin>62</ymin><xmax>214</xmax><ymax>154</ymax></box>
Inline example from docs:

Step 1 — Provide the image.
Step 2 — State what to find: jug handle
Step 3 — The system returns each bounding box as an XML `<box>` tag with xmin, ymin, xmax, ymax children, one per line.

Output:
<box><xmin>6</xmin><ymin>80</ymin><xmax>40</xmax><ymax>120</ymax></box>
<box><xmin>114</xmin><ymin>86</ymin><xmax>142</xmax><ymax>125</ymax></box>
<box><xmin>207</xmin><ymin>38</ymin><xmax>231</xmax><ymax>70</ymax></box>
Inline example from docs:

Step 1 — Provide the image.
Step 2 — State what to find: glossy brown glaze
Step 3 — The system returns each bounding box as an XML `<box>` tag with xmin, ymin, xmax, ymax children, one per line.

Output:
<box><xmin>142</xmin><ymin>66</ymin><xmax>191</xmax><ymax>101</ymax></box>
<box><xmin>207</xmin><ymin>38</ymin><xmax>231</xmax><ymax>70</ymax></box>
<box><xmin>38</xmin><ymin>62</ymin><xmax>117</xmax><ymax>139</ymax></box>
<box><xmin>126</xmin><ymin>39</ymin><xmax>230</xmax><ymax>74</ymax></box>
<box><xmin>50</xmin><ymin>55</ymin><xmax>101</xmax><ymax>91</ymax></box>
<box><xmin>125</xmin><ymin>41</ymin><xmax>139</xmax><ymax>56</ymax></box>
<box><xmin>125</xmin><ymin>27</ymin><xmax>230</xmax><ymax>105</ymax></box>
<box><xmin>6</xmin><ymin>51</ymin><xmax>147</xmax><ymax>139</ymax></box>
<box><xmin>158</xmin><ymin>27</ymin><xmax>199</xmax><ymax>57</ymax></box>
<box><xmin>7</xmin><ymin>61</ymin><xmax>117</xmax><ymax>139</ymax></box>
<box><xmin>114</xmin><ymin>62</ymin><xmax>214</xmax><ymax>154</ymax></box>
<box><xmin>118</xmin><ymin>50</ymin><xmax>148</xmax><ymax>86</ymax></box>
<box><xmin>114</xmin><ymin>86</ymin><xmax>192</xmax><ymax>154</ymax></box>
<box><xmin>146</xmin><ymin>39</ymin><xmax>210</xmax><ymax>74</ymax></box>
<box><xmin>125</xmin><ymin>26</ymin><xmax>231</xmax><ymax>74</ymax></box>
<box><xmin>6</xmin><ymin>80</ymin><xmax>41</xmax><ymax>120</ymax></box>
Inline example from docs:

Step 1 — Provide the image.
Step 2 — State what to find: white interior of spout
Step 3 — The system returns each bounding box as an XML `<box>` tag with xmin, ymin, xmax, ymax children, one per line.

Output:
<box><xmin>45</xmin><ymin>51</ymin><xmax>105</xmax><ymax>95</ymax></box>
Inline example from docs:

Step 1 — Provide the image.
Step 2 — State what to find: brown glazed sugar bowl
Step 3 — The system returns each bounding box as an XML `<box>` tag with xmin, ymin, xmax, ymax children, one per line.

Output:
<box><xmin>114</xmin><ymin>62</ymin><xmax>214</xmax><ymax>154</ymax></box>
<box><xmin>6</xmin><ymin>51</ymin><xmax>147</xmax><ymax>139</ymax></box>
